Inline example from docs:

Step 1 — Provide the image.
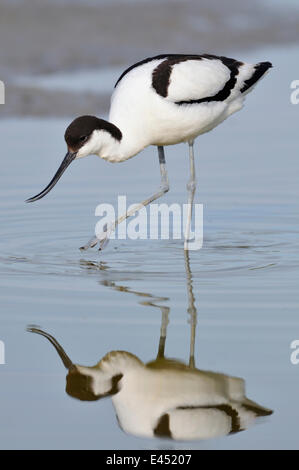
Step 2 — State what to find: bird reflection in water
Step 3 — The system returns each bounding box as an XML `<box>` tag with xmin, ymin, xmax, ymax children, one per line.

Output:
<box><xmin>28</xmin><ymin>252</ymin><xmax>272</xmax><ymax>441</ymax></box>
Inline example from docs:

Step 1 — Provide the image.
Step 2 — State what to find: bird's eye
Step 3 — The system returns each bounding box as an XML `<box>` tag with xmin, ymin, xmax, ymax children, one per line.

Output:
<box><xmin>79</xmin><ymin>135</ymin><xmax>88</xmax><ymax>143</ymax></box>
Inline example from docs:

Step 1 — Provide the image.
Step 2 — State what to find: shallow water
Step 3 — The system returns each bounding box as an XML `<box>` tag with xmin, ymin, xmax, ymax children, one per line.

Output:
<box><xmin>0</xmin><ymin>44</ymin><xmax>299</xmax><ymax>449</ymax></box>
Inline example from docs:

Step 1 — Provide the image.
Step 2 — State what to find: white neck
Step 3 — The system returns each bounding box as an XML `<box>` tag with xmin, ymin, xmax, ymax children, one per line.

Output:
<box><xmin>78</xmin><ymin>126</ymin><xmax>147</xmax><ymax>163</ymax></box>
<box><xmin>74</xmin><ymin>351</ymin><xmax>143</xmax><ymax>397</ymax></box>
<box><xmin>108</xmin><ymin>113</ymin><xmax>150</xmax><ymax>162</ymax></box>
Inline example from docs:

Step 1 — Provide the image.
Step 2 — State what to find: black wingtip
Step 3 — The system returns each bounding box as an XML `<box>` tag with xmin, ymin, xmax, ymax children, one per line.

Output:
<box><xmin>240</xmin><ymin>61</ymin><xmax>273</xmax><ymax>94</ymax></box>
<box><xmin>259</xmin><ymin>61</ymin><xmax>273</xmax><ymax>70</ymax></box>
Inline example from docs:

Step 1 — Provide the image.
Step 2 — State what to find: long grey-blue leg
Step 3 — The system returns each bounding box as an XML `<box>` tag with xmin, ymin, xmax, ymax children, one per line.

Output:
<box><xmin>80</xmin><ymin>146</ymin><xmax>169</xmax><ymax>251</ymax></box>
<box><xmin>184</xmin><ymin>141</ymin><xmax>197</xmax><ymax>250</ymax></box>
<box><xmin>184</xmin><ymin>249</ymin><xmax>197</xmax><ymax>368</ymax></box>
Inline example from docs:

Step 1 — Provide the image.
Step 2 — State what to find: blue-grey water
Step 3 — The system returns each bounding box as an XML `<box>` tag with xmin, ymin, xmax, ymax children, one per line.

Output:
<box><xmin>0</xmin><ymin>44</ymin><xmax>298</xmax><ymax>449</ymax></box>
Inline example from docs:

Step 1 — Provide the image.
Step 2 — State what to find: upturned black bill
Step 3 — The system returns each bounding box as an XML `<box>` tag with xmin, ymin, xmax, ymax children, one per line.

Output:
<box><xmin>26</xmin><ymin>151</ymin><xmax>76</xmax><ymax>203</ymax></box>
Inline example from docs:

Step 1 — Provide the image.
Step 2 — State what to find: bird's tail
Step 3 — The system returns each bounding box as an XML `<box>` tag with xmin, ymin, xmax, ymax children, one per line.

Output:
<box><xmin>240</xmin><ymin>61</ymin><xmax>272</xmax><ymax>95</ymax></box>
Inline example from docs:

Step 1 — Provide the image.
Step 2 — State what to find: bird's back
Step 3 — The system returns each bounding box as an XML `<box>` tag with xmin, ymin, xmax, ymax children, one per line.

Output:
<box><xmin>109</xmin><ymin>54</ymin><xmax>272</xmax><ymax>147</ymax></box>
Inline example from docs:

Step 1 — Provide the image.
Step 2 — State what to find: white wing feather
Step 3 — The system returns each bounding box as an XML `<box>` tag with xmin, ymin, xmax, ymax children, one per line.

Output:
<box><xmin>166</xmin><ymin>58</ymin><xmax>231</xmax><ymax>103</ymax></box>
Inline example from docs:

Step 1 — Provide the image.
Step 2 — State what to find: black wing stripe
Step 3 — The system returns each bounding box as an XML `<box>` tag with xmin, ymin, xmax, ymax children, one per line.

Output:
<box><xmin>173</xmin><ymin>55</ymin><xmax>243</xmax><ymax>105</ymax></box>
<box><xmin>240</xmin><ymin>61</ymin><xmax>272</xmax><ymax>94</ymax></box>
<box><xmin>114</xmin><ymin>54</ymin><xmax>186</xmax><ymax>88</ymax></box>
<box><xmin>177</xmin><ymin>403</ymin><xmax>241</xmax><ymax>434</ymax></box>
<box><xmin>215</xmin><ymin>404</ymin><xmax>241</xmax><ymax>434</ymax></box>
<box><xmin>153</xmin><ymin>413</ymin><xmax>172</xmax><ymax>439</ymax></box>
<box><xmin>152</xmin><ymin>55</ymin><xmax>205</xmax><ymax>98</ymax></box>
<box><xmin>151</xmin><ymin>54</ymin><xmax>242</xmax><ymax>104</ymax></box>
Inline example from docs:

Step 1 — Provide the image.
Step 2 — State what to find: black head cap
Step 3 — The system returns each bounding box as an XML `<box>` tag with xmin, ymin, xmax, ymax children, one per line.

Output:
<box><xmin>65</xmin><ymin>115</ymin><xmax>122</xmax><ymax>152</ymax></box>
<box><xmin>66</xmin><ymin>367</ymin><xmax>123</xmax><ymax>402</ymax></box>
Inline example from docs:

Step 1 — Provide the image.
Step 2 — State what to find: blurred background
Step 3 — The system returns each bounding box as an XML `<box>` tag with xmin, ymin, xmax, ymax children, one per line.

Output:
<box><xmin>0</xmin><ymin>0</ymin><xmax>299</xmax><ymax>450</ymax></box>
<box><xmin>0</xmin><ymin>0</ymin><xmax>299</xmax><ymax>117</ymax></box>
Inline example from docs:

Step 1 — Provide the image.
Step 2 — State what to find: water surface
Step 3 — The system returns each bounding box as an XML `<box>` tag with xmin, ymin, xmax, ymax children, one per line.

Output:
<box><xmin>0</xmin><ymin>45</ymin><xmax>298</xmax><ymax>449</ymax></box>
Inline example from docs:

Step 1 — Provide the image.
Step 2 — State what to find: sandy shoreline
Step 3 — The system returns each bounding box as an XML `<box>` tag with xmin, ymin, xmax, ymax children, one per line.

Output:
<box><xmin>0</xmin><ymin>0</ymin><xmax>299</xmax><ymax>117</ymax></box>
